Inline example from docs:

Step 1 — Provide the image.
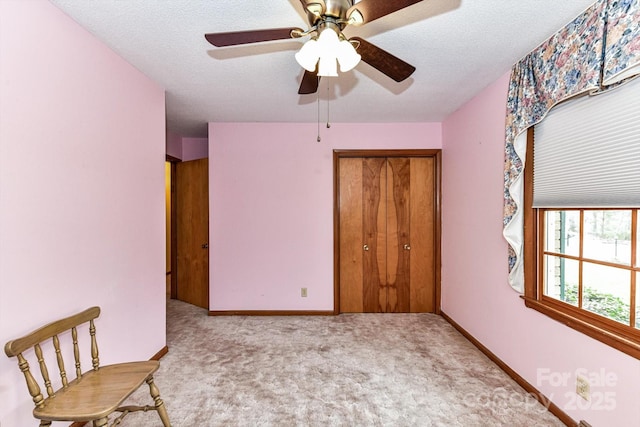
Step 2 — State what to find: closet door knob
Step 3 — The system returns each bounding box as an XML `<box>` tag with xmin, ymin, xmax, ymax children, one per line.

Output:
<box><xmin>363</xmin><ymin>244</ymin><xmax>369</xmax><ymax>251</ymax></box>
<box><xmin>403</xmin><ymin>244</ymin><xmax>411</xmax><ymax>250</ymax></box>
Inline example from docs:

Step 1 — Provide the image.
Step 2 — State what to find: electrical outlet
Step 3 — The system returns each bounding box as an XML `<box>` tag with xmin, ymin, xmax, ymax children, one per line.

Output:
<box><xmin>576</xmin><ymin>375</ymin><xmax>590</xmax><ymax>401</ymax></box>
<box><xmin>301</xmin><ymin>287</ymin><xmax>308</xmax><ymax>297</ymax></box>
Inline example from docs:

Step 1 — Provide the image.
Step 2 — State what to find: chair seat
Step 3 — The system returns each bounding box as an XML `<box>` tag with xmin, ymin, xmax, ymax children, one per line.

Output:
<box><xmin>34</xmin><ymin>360</ymin><xmax>160</xmax><ymax>422</ymax></box>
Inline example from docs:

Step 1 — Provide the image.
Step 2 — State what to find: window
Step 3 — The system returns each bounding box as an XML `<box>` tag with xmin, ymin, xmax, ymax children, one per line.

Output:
<box><xmin>523</xmin><ymin>78</ymin><xmax>640</xmax><ymax>359</ymax></box>
<box><xmin>541</xmin><ymin>209</ymin><xmax>638</xmax><ymax>325</ymax></box>
<box><xmin>525</xmin><ymin>143</ymin><xmax>640</xmax><ymax>359</ymax></box>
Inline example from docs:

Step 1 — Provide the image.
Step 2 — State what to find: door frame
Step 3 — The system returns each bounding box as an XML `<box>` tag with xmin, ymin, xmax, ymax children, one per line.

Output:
<box><xmin>333</xmin><ymin>149</ymin><xmax>442</xmax><ymax>314</ymax></box>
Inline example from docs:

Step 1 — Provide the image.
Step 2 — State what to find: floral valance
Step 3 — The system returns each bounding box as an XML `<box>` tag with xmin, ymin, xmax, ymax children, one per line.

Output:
<box><xmin>503</xmin><ymin>0</ymin><xmax>640</xmax><ymax>292</ymax></box>
<box><xmin>604</xmin><ymin>0</ymin><xmax>640</xmax><ymax>83</ymax></box>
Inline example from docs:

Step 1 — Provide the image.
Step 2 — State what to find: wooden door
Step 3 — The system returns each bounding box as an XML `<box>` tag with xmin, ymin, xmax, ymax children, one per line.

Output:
<box><xmin>339</xmin><ymin>155</ymin><xmax>436</xmax><ymax>313</ymax></box>
<box><xmin>176</xmin><ymin>158</ymin><xmax>209</xmax><ymax>309</ymax></box>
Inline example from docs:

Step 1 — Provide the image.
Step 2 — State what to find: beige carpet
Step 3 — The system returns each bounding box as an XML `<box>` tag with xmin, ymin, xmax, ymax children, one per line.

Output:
<box><xmin>119</xmin><ymin>299</ymin><xmax>563</xmax><ymax>426</ymax></box>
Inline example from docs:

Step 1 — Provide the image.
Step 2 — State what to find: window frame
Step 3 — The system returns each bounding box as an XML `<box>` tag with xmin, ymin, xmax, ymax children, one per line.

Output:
<box><xmin>522</xmin><ymin>128</ymin><xmax>640</xmax><ymax>359</ymax></box>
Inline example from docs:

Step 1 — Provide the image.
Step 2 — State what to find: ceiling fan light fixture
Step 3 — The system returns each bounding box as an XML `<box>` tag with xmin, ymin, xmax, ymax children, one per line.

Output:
<box><xmin>316</xmin><ymin>29</ymin><xmax>340</xmax><ymax>76</ymax></box>
<box><xmin>316</xmin><ymin>27</ymin><xmax>339</xmax><ymax>56</ymax></box>
<box><xmin>337</xmin><ymin>39</ymin><xmax>361</xmax><ymax>72</ymax></box>
<box><xmin>295</xmin><ymin>38</ymin><xmax>320</xmax><ymax>71</ymax></box>
<box><xmin>295</xmin><ymin>27</ymin><xmax>360</xmax><ymax>77</ymax></box>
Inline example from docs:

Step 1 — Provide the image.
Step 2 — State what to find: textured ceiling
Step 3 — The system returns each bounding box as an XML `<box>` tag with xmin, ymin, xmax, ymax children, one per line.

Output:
<box><xmin>50</xmin><ymin>0</ymin><xmax>595</xmax><ymax>137</ymax></box>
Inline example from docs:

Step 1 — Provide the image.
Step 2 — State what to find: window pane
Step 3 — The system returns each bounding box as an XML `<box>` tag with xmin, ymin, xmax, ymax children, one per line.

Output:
<box><xmin>582</xmin><ymin>262</ymin><xmax>630</xmax><ymax>325</ymax></box>
<box><xmin>583</xmin><ymin>210</ymin><xmax>631</xmax><ymax>265</ymax></box>
<box><xmin>543</xmin><ymin>255</ymin><xmax>579</xmax><ymax>306</ymax></box>
<box><xmin>545</xmin><ymin>211</ymin><xmax>580</xmax><ymax>256</ymax></box>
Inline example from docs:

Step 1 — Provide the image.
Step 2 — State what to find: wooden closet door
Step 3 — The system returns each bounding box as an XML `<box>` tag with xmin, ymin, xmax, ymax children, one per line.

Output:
<box><xmin>339</xmin><ymin>156</ymin><xmax>435</xmax><ymax>313</ymax></box>
<box><xmin>408</xmin><ymin>157</ymin><xmax>435</xmax><ymax>312</ymax></box>
<box><xmin>339</xmin><ymin>158</ymin><xmax>364</xmax><ymax>313</ymax></box>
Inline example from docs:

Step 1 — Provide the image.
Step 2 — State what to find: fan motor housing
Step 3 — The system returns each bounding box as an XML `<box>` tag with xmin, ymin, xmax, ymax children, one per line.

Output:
<box><xmin>306</xmin><ymin>0</ymin><xmax>353</xmax><ymax>27</ymax></box>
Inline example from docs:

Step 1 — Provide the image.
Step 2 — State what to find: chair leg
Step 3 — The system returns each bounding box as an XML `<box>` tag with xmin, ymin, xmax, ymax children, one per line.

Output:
<box><xmin>39</xmin><ymin>421</ymin><xmax>52</xmax><ymax>427</ymax></box>
<box><xmin>146</xmin><ymin>376</ymin><xmax>171</xmax><ymax>427</ymax></box>
<box><xmin>92</xmin><ymin>418</ymin><xmax>108</xmax><ymax>427</ymax></box>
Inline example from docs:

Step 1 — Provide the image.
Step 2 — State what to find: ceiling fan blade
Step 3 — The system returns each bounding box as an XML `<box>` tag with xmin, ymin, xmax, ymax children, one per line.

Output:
<box><xmin>205</xmin><ymin>27</ymin><xmax>303</xmax><ymax>47</ymax></box>
<box><xmin>351</xmin><ymin>37</ymin><xmax>416</xmax><ymax>82</ymax></box>
<box><xmin>347</xmin><ymin>0</ymin><xmax>424</xmax><ymax>25</ymax></box>
<box><xmin>298</xmin><ymin>69</ymin><xmax>320</xmax><ymax>94</ymax></box>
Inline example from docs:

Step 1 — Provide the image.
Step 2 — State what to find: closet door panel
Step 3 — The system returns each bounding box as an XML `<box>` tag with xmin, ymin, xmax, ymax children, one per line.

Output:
<box><xmin>410</xmin><ymin>157</ymin><xmax>435</xmax><ymax>312</ymax></box>
<box><xmin>362</xmin><ymin>158</ymin><xmax>387</xmax><ymax>312</ymax></box>
<box><xmin>387</xmin><ymin>158</ymin><xmax>411</xmax><ymax>312</ymax></box>
<box><xmin>339</xmin><ymin>158</ymin><xmax>364</xmax><ymax>312</ymax></box>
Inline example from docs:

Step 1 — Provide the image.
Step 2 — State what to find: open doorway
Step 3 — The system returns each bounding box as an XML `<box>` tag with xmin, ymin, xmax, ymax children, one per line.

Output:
<box><xmin>165</xmin><ymin>135</ymin><xmax>210</xmax><ymax>310</ymax></box>
<box><xmin>165</xmin><ymin>154</ymin><xmax>210</xmax><ymax>309</ymax></box>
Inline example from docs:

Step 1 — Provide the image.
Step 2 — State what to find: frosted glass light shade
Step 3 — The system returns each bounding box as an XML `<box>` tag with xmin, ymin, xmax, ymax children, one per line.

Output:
<box><xmin>295</xmin><ymin>39</ymin><xmax>320</xmax><ymax>72</ymax></box>
<box><xmin>295</xmin><ymin>28</ymin><xmax>361</xmax><ymax>77</ymax></box>
<box><xmin>337</xmin><ymin>39</ymin><xmax>361</xmax><ymax>72</ymax></box>
<box><xmin>317</xmin><ymin>27</ymin><xmax>339</xmax><ymax>56</ymax></box>
<box><xmin>318</xmin><ymin>56</ymin><xmax>338</xmax><ymax>77</ymax></box>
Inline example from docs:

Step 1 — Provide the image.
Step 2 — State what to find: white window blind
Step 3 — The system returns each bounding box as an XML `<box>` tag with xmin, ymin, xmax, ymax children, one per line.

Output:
<box><xmin>533</xmin><ymin>77</ymin><xmax>640</xmax><ymax>208</ymax></box>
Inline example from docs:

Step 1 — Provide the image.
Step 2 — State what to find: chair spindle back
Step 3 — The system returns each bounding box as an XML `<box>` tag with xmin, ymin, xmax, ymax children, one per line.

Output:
<box><xmin>4</xmin><ymin>307</ymin><xmax>102</xmax><ymax>409</ymax></box>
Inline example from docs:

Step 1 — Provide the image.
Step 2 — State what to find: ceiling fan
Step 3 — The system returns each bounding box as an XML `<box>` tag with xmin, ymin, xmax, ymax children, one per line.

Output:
<box><xmin>204</xmin><ymin>0</ymin><xmax>423</xmax><ymax>95</ymax></box>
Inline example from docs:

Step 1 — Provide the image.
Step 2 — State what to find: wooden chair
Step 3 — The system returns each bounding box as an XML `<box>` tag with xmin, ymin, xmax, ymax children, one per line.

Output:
<box><xmin>4</xmin><ymin>307</ymin><xmax>171</xmax><ymax>427</ymax></box>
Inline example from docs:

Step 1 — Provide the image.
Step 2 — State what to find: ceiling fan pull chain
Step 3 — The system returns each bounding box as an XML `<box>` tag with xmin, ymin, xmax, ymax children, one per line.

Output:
<box><xmin>317</xmin><ymin>78</ymin><xmax>321</xmax><ymax>142</ymax></box>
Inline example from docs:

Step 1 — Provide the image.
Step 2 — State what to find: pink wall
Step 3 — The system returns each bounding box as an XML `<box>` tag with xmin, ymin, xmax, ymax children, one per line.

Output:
<box><xmin>441</xmin><ymin>73</ymin><xmax>640</xmax><ymax>426</ymax></box>
<box><xmin>166</xmin><ymin>129</ymin><xmax>183</xmax><ymax>159</ymax></box>
<box><xmin>165</xmin><ymin>133</ymin><xmax>207</xmax><ymax>161</ymax></box>
<box><xmin>0</xmin><ymin>2</ymin><xmax>167</xmax><ymax>426</ymax></box>
<box><xmin>182</xmin><ymin>137</ymin><xmax>208</xmax><ymax>161</ymax></box>
<box><xmin>209</xmin><ymin>122</ymin><xmax>442</xmax><ymax>311</ymax></box>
